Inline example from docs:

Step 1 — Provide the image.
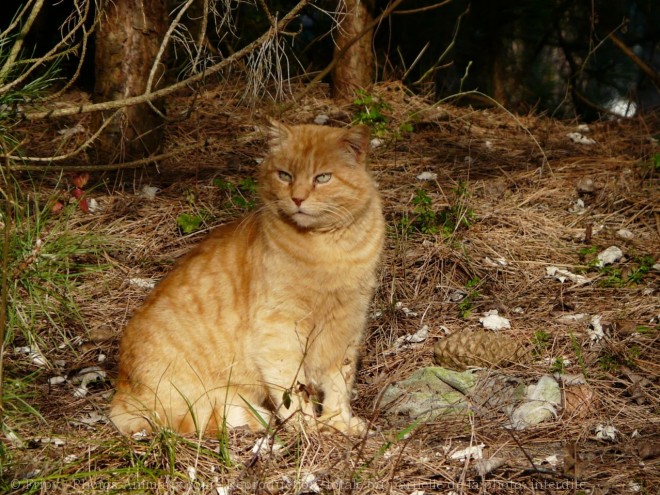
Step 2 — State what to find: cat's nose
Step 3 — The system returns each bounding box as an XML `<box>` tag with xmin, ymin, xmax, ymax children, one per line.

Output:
<box><xmin>292</xmin><ymin>197</ymin><xmax>304</xmax><ymax>207</ymax></box>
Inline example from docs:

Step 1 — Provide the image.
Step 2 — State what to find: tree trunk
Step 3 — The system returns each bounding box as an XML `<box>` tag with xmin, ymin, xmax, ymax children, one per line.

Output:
<box><xmin>331</xmin><ymin>0</ymin><xmax>375</xmax><ymax>100</ymax></box>
<box><xmin>92</xmin><ymin>0</ymin><xmax>168</xmax><ymax>163</ymax></box>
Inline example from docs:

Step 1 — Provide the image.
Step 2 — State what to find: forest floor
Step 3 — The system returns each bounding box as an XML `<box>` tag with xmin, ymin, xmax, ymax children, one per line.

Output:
<box><xmin>2</xmin><ymin>82</ymin><xmax>659</xmax><ymax>494</ymax></box>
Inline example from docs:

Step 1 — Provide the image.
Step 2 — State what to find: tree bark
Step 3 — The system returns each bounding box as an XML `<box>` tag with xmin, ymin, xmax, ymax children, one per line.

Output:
<box><xmin>331</xmin><ymin>0</ymin><xmax>375</xmax><ymax>100</ymax></box>
<box><xmin>92</xmin><ymin>0</ymin><xmax>168</xmax><ymax>163</ymax></box>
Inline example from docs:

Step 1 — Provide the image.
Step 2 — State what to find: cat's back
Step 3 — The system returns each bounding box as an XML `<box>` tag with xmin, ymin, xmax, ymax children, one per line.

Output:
<box><xmin>122</xmin><ymin>214</ymin><xmax>262</xmax><ymax>338</ymax></box>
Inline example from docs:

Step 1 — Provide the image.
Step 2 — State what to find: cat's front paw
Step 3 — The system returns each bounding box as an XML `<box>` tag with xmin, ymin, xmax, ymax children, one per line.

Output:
<box><xmin>278</xmin><ymin>409</ymin><xmax>315</xmax><ymax>433</ymax></box>
<box><xmin>318</xmin><ymin>413</ymin><xmax>369</xmax><ymax>436</ymax></box>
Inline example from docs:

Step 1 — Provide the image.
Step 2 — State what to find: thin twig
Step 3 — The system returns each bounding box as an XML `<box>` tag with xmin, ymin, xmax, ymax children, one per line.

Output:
<box><xmin>0</xmin><ymin>0</ymin><xmax>37</xmax><ymax>40</ymax></box>
<box><xmin>145</xmin><ymin>0</ymin><xmax>197</xmax><ymax>119</ymax></box>
<box><xmin>0</xmin><ymin>0</ymin><xmax>95</xmax><ymax>95</ymax></box>
<box><xmin>3</xmin><ymin>140</ymin><xmax>206</xmax><ymax>171</ymax></box>
<box><xmin>191</xmin><ymin>0</ymin><xmax>210</xmax><ymax>73</ymax></box>
<box><xmin>0</xmin><ymin>0</ymin><xmax>46</xmax><ymax>85</ymax></box>
<box><xmin>609</xmin><ymin>33</ymin><xmax>660</xmax><ymax>87</ymax></box>
<box><xmin>392</xmin><ymin>0</ymin><xmax>454</xmax><ymax>15</ymax></box>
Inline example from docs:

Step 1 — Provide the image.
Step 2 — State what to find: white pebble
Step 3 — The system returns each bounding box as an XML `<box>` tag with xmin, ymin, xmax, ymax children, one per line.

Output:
<box><xmin>313</xmin><ymin>114</ymin><xmax>329</xmax><ymax>125</ymax></box>
<box><xmin>479</xmin><ymin>310</ymin><xmax>511</xmax><ymax>330</ymax></box>
<box><xmin>416</xmin><ymin>171</ymin><xmax>438</xmax><ymax>181</ymax></box>
<box><xmin>596</xmin><ymin>246</ymin><xmax>623</xmax><ymax>267</ymax></box>
<box><xmin>567</xmin><ymin>132</ymin><xmax>596</xmax><ymax>145</ymax></box>
<box><xmin>48</xmin><ymin>376</ymin><xmax>67</xmax><ymax>385</ymax></box>
<box><xmin>370</xmin><ymin>138</ymin><xmax>384</xmax><ymax>149</ymax></box>
<box><xmin>616</xmin><ymin>228</ymin><xmax>634</xmax><ymax>240</ymax></box>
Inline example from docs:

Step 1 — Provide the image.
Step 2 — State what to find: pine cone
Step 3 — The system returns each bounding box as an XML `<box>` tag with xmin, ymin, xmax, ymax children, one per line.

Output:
<box><xmin>434</xmin><ymin>330</ymin><xmax>526</xmax><ymax>370</ymax></box>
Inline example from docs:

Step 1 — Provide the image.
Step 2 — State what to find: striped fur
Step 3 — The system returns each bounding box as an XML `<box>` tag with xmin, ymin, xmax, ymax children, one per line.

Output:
<box><xmin>110</xmin><ymin>122</ymin><xmax>384</xmax><ymax>436</ymax></box>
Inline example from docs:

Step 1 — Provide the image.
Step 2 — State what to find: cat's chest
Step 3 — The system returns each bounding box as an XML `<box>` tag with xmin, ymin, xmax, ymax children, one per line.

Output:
<box><xmin>275</xmin><ymin>235</ymin><xmax>375</xmax><ymax>283</ymax></box>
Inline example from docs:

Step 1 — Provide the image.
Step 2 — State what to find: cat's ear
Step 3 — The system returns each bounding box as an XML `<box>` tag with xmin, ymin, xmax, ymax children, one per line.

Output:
<box><xmin>265</xmin><ymin>119</ymin><xmax>292</xmax><ymax>150</ymax></box>
<box><xmin>342</xmin><ymin>125</ymin><xmax>370</xmax><ymax>166</ymax></box>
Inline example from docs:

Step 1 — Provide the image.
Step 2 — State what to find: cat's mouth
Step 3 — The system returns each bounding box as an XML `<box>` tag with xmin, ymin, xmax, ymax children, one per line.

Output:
<box><xmin>289</xmin><ymin>209</ymin><xmax>320</xmax><ymax>228</ymax></box>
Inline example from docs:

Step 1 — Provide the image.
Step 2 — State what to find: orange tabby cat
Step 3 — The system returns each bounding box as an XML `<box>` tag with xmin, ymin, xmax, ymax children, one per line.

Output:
<box><xmin>110</xmin><ymin>121</ymin><xmax>384</xmax><ymax>436</ymax></box>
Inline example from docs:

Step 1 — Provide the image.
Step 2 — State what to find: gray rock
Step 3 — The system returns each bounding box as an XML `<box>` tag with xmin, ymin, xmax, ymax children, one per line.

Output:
<box><xmin>380</xmin><ymin>367</ymin><xmax>472</xmax><ymax>421</ymax></box>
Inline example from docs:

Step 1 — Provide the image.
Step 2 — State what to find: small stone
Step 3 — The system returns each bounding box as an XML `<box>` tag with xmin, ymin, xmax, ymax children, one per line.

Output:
<box><xmin>576</xmin><ymin>178</ymin><xmax>595</xmax><ymax>193</ymax></box>
<box><xmin>416</xmin><ymin>171</ymin><xmax>438</xmax><ymax>181</ymax></box>
<box><xmin>508</xmin><ymin>376</ymin><xmax>561</xmax><ymax>430</ymax></box>
<box><xmin>48</xmin><ymin>376</ymin><xmax>67</xmax><ymax>385</ymax></box>
<box><xmin>567</xmin><ymin>132</ymin><xmax>596</xmax><ymax>145</ymax></box>
<box><xmin>595</xmin><ymin>424</ymin><xmax>618</xmax><ymax>442</ymax></box>
<box><xmin>381</xmin><ymin>367</ymin><xmax>471</xmax><ymax>420</ymax></box>
<box><xmin>395</xmin><ymin>325</ymin><xmax>429</xmax><ymax>349</ymax></box>
<box><xmin>448</xmin><ymin>290</ymin><xmax>467</xmax><ymax>302</ymax></box>
<box><xmin>557</xmin><ymin>313</ymin><xmax>590</xmax><ymax>324</ymax></box>
<box><xmin>370</xmin><ymin>138</ymin><xmax>384</xmax><ymax>149</ymax></box>
<box><xmin>87</xmin><ymin>198</ymin><xmax>102</xmax><ymax>213</ymax></box>
<box><xmin>546</xmin><ymin>266</ymin><xmax>589</xmax><ymax>285</ymax></box>
<box><xmin>596</xmin><ymin>246</ymin><xmax>623</xmax><ymax>267</ymax></box>
<box><xmin>568</xmin><ymin>198</ymin><xmax>587</xmax><ymax>214</ymax></box>
<box><xmin>128</xmin><ymin>277</ymin><xmax>156</xmax><ymax>290</ymax></box>
<box><xmin>616</xmin><ymin>228</ymin><xmax>634</xmax><ymax>240</ymax></box>
<box><xmin>140</xmin><ymin>185</ymin><xmax>160</xmax><ymax>199</ymax></box>
<box><xmin>450</xmin><ymin>443</ymin><xmax>485</xmax><ymax>460</ymax></box>
<box><xmin>479</xmin><ymin>310</ymin><xmax>511</xmax><ymax>330</ymax></box>
<box><xmin>587</xmin><ymin>315</ymin><xmax>605</xmax><ymax>341</ymax></box>
<box><xmin>313</xmin><ymin>114</ymin><xmax>329</xmax><ymax>125</ymax></box>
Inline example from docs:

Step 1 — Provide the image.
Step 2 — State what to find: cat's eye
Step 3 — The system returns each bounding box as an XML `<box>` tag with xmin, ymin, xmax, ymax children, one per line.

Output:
<box><xmin>314</xmin><ymin>173</ymin><xmax>332</xmax><ymax>184</ymax></box>
<box><xmin>277</xmin><ymin>171</ymin><xmax>293</xmax><ymax>183</ymax></box>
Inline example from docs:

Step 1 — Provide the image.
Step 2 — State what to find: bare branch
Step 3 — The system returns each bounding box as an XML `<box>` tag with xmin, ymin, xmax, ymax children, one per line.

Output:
<box><xmin>392</xmin><ymin>0</ymin><xmax>454</xmax><ymax>15</ymax></box>
<box><xmin>0</xmin><ymin>0</ymin><xmax>46</xmax><ymax>85</ymax></box>
<box><xmin>609</xmin><ymin>33</ymin><xmax>660</xmax><ymax>87</ymax></box>
<box><xmin>0</xmin><ymin>0</ymin><xmax>96</xmax><ymax>95</ymax></box>
<box><xmin>0</xmin><ymin>0</ymin><xmax>37</xmax><ymax>40</ymax></box>
<box><xmin>20</xmin><ymin>0</ymin><xmax>310</xmax><ymax>122</ymax></box>
<box><xmin>4</xmin><ymin>140</ymin><xmax>207</xmax><ymax>172</ymax></box>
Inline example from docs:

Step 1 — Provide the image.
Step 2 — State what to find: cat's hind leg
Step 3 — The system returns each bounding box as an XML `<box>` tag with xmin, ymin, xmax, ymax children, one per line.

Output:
<box><xmin>109</xmin><ymin>393</ymin><xmax>158</xmax><ymax>435</ymax></box>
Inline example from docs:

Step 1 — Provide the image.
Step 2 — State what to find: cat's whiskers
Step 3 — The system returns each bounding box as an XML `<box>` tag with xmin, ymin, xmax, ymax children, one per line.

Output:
<box><xmin>319</xmin><ymin>203</ymin><xmax>355</xmax><ymax>228</ymax></box>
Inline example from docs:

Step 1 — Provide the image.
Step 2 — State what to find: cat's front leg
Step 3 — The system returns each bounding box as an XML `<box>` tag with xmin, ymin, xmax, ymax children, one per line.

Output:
<box><xmin>257</xmin><ymin>356</ymin><xmax>317</xmax><ymax>426</ymax></box>
<box><xmin>317</xmin><ymin>356</ymin><xmax>368</xmax><ymax>435</ymax></box>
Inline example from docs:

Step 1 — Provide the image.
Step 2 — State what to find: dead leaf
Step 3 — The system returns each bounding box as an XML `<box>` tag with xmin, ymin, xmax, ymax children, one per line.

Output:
<box><xmin>614</xmin><ymin>320</ymin><xmax>638</xmax><ymax>336</ymax></box>
<box><xmin>563</xmin><ymin>384</ymin><xmax>594</xmax><ymax>419</ymax></box>
<box><xmin>89</xmin><ymin>325</ymin><xmax>115</xmax><ymax>343</ymax></box>
<box><xmin>72</xmin><ymin>172</ymin><xmax>90</xmax><ymax>189</ymax></box>
<box><xmin>638</xmin><ymin>438</ymin><xmax>660</xmax><ymax>459</ymax></box>
<box><xmin>621</xmin><ymin>367</ymin><xmax>652</xmax><ymax>405</ymax></box>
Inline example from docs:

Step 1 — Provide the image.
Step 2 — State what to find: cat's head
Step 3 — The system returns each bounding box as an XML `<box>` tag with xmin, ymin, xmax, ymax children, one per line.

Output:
<box><xmin>259</xmin><ymin>121</ymin><xmax>376</xmax><ymax>231</ymax></box>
